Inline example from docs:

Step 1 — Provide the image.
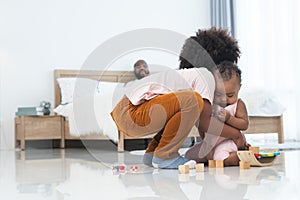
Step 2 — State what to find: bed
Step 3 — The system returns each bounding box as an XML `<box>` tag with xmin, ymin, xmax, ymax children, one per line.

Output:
<box><xmin>240</xmin><ymin>88</ymin><xmax>285</xmax><ymax>143</ymax></box>
<box><xmin>53</xmin><ymin>69</ymin><xmax>285</xmax><ymax>153</ymax></box>
<box><xmin>54</xmin><ymin>69</ymin><xmax>199</xmax><ymax>152</ymax></box>
<box><xmin>242</xmin><ymin>115</ymin><xmax>284</xmax><ymax>143</ymax></box>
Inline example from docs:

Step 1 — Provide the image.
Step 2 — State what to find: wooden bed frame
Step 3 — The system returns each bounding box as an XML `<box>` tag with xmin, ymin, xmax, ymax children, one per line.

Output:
<box><xmin>54</xmin><ymin>69</ymin><xmax>284</xmax><ymax>152</ymax></box>
<box><xmin>242</xmin><ymin>115</ymin><xmax>284</xmax><ymax>143</ymax></box>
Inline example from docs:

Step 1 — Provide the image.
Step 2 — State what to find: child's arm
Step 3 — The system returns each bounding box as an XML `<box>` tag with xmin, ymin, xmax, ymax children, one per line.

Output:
<box><xmin>198</xmin><ymin>99</ymin><xmax>247</xmax><ymax>150</ymax></box>
<box><xmin>225</xmin><ymin>99</ymin><xmax>249</xmax><ymax>130</ymax></box>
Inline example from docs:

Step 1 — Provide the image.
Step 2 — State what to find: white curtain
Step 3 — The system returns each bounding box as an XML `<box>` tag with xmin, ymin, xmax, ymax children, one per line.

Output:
<box><xmin>211</xmin><ymin>0</ymin><xmax>236</xmax><ymax>37</ymax></box>
<box><xmin>235</xmin><ymin>0</ymin><xmax>300</xmax><ymax>141</ymax></box>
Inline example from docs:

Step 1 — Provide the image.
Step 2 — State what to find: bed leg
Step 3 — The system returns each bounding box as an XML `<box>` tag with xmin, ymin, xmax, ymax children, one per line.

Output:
<box><xmin>278</xmin><ymin>115</ymin><xmax>284</xmax><ymax>143</ymax></box>
<box><xmin>118</xmin><ymin>131</ymin><xmax>124</xmax><ymax>152</ymax></box>
<box><xmin>60</xmin><ymin>116</ymin><xmax>65</xmax><ymax>149</ymax></box>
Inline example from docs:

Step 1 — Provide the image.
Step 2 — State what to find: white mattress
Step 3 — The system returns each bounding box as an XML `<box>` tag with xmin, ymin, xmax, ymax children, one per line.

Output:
<box><xmin>54</xmin><ymin>81</ymin><xmax>285</xmax><ymax>142</ymax></box>
<box><xmin>240</xmin><ymin>87</ymin><xmax>285</xmax><ymax>116</ymax></box>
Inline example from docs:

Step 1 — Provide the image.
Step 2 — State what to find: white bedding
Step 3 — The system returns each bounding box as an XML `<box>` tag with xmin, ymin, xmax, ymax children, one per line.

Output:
<box><xmin>240</xmin><ymin>87</ymin><xmax>285</xmax><ymax>116</ymax></box>
<box><xmin>54</xmin><ymin>78</ymin><xmax>285</xmax><ymax>142</ymax></box>
<box><xmin>54</xmin><ymin>81</ymin><xmax>126</xmax><ymax>142</ymax></box>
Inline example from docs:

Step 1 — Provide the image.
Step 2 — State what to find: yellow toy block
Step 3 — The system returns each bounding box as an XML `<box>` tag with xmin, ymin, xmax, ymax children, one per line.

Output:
<box><xmin>249</xmin><ymin>146</ymin><xmax>260</xmax><ymax>154</ymax></box>
<box><xmin>239</xmin><ymin>161</ymin><xmax>250</xmax><ymax>169</ymax></box>
<box><xmin>195</xmin><ymin>163</ymin><xmax>205</xmax><ymax>172</ymax></box>
<box><xmin>178</xmin><ymin>165</ymin><xmax>189</xmax><ymax>174</ymax></box>
<box><xmin>216</xmin><ymin>160</ymin><xmax>224</xmax><ymax>168</ymax></box>
<box><xmin>208</xmin><ymin>160</ymin><xmax>216</xmax><ymax>168</ymax></box>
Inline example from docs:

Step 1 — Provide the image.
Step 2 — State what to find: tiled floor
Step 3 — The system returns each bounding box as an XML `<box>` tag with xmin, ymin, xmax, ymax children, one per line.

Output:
<box><xmin>1</xmin><ymin>142</ymin><xmax>300</xmax><ymax>200</ymax></box>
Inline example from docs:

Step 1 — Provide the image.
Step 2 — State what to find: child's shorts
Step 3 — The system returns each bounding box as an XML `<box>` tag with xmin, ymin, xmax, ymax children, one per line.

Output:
<box><xmin>213</xmin><ymin>139</ymin><xmax>238</xmax><ymax>161</ymax></box>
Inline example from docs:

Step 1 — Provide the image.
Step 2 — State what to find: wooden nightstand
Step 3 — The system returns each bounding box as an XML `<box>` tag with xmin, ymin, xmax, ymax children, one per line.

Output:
<box><xmin>15</xmin><ymin>115</ymin><xmax>65</xmax><ymax>150</ymax></box>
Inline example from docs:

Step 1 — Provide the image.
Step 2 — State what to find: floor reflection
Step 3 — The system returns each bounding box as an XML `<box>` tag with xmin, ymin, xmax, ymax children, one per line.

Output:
<box><xmin>0</xmin><ymin>149</ymin><xmax>299</xmax><ymax>200</ymax></box>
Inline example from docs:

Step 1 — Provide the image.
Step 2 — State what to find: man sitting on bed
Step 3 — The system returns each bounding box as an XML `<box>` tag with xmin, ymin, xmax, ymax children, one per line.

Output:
<box><xmin>125</xmin><ymin>60</ymin><xmax>150</xmax><ymax>88</ymax></box>
<box><xmin>133</xmin><ymin>59</ymin><xmax>150</xmax><ymax>79</ymax></box>
<box><xmin>125</xmin><ymin>59</ymin><xmax>151</xmax><ymax>149</ymax></box>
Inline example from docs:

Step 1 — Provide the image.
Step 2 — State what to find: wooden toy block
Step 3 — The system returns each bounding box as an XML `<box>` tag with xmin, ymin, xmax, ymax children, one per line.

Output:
<box><xmin>195</xmin><ymin>163</ymin><xmax>205</xmax><ymax>172</ymax></box>
<box><xmin>216</xmin><ymin>160</ymin><xmax>224</xmax><ymax>168</ymax></box>
<box><xmin>178</xmin><ymin>165</ymin><xmax>190</xmax><ymax>174</ymax></box>
<box><xmin>249</xmin><ymin>146</ymin><xmax>260</xmax><ymax>154</ymax></box>
<box><xmin>239</xmin><ymin>161</ymin><xmax>250</xmax><ymax>169</ymax></box>
<box><xmin>208</xmin><ymin>160</ymin><xmax>216</xmax><ymax>168</ymax></box>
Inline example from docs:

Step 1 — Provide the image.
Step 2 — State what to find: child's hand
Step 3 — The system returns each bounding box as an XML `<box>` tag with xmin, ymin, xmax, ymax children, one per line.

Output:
<box><xmin>242</xmin><ymin>133</ymin><xmax>251</xmax><ymax>150</ymax></box>
<box><xmin>217</xmin><ymin>108</ymin><xmax>226</xmax><ymax>122</ymax></box>
<box><xmin>212</xmin><ymin>104</ymin><xmax>221</xmax><ymax>117</ymax></box>
<box><xmin>245</xmin><ymin>142</ymin><xmax>251</xmax><ymax>150</ymax></box>
<box><xmin>233</xmin><ymin>134</ymin><xmax>247</xmax><ymax>150</ymax></box>
<box><xmin>216</xmin><ymin>108</ymin><xmax>231</xmax><ymax>122</ymax></box>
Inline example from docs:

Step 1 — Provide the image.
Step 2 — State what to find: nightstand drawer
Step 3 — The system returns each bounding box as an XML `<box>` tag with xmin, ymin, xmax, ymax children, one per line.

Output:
<box><xmin>15</xmin><ymin>115</ymin><xmax>65</xmax><ymax>150</ymax></box>
<box><xmin>23</xmin><ymin>116</ymin><xmax>62</xmax><ymax>139</ymax></box>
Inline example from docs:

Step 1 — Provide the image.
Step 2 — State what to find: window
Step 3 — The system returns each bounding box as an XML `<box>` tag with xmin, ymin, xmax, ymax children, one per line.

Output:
<box><xmin>235</xmin><ymin>0</ymin><xmax>300</xmax><ymax>141</ymax></box>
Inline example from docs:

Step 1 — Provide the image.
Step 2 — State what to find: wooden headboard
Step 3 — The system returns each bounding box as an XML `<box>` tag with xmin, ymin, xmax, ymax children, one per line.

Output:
<box><xmin>54</xmin><ymin>69</ymin><xmax>136</xmax><ymax>107</ymax></box>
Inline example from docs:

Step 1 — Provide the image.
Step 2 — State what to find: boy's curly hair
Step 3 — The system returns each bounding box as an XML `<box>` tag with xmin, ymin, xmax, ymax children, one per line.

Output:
<box><xmin>217</xmin><ymin>60</ymin><xmax>242</xmax><ymax>83</ymax></box>
<box><xmin>179</xmin><ymin>27</ymin><xmax>240</xmax><ymax>71</ymax></box>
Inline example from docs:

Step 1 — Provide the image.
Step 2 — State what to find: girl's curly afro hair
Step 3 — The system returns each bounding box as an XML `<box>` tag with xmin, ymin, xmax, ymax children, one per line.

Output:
<box><xmin>179</xmin><ymin>27</ymin><xmax>240</xmax><ymax>71</ymax></box>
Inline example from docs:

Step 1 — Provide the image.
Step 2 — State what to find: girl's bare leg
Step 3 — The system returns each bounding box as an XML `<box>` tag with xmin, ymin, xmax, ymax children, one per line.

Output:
<box><xmin>185</xmin><ymin>142</ymin><xmax>215</xmax><ymax>163</ymax></box>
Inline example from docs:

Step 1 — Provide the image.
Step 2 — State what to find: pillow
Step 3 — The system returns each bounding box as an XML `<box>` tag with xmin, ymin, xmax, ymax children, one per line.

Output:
<box><xmin>56</xmin><ymin>78</ymin><xmax>99</xmax><ymax>104</ymax></box>
<box><xmin>96</xmin><ymin>81</ymin><xmax>125</xmax><ymax>107</ymax></box>
<box><xmin>240</xmin><ymin>87</ymin><xmax>286</xmax><ymax>116</ymax></box>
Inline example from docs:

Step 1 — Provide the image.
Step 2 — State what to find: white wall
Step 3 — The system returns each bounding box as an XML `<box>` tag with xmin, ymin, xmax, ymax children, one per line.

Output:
<box><xmin>0</xmin><ymin>0</ymin><xmax>211</xmax><ymax>149</ymax></box>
